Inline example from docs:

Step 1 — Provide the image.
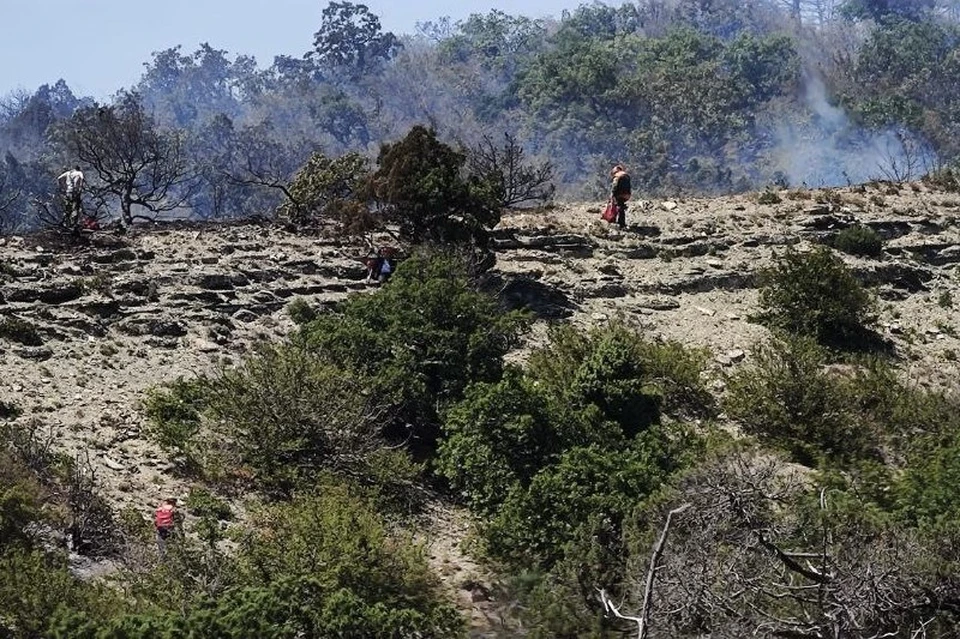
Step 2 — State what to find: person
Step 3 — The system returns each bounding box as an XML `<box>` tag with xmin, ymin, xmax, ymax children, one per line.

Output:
<box><xmin>610</xmin><ymin>164</ymin><xmax>632</xmax><ymax>229</ymax></box>
<box><xmin>377</xmin><ymin>247</ymin><xmax>394</xmax><ymax>283</ymax></box>
<box><xmin>364</xmin><ymin>247</ymin><xmax>396</xmax><ymax>284</ymax></box>
<box><xmin>57</xmin><ymin>165</ymin><xmax>85</xmax><ymax>227</ymax></box>
<box><xmin>154</xmin><ymin>497</ymin><xmax>177</xmax><ymax>553</ymax></box>
<box><xmin>364</xmin><ymin>252</ymin><xmax>382</xmax><ymax>283</ymax></box>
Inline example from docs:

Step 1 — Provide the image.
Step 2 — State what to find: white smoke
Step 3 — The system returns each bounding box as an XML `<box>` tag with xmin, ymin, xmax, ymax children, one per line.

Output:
<box><xmin>769</xmin><ymin>74</ymin><xmax>935</xmax><ymax>187</ymax></box>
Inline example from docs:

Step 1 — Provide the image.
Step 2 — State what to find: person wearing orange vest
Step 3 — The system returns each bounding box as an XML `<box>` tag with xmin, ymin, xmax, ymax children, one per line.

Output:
<box><xmin>154</xmin><ymin>497</ymin><xmax>177</xmax><ymax>552</ymax></box>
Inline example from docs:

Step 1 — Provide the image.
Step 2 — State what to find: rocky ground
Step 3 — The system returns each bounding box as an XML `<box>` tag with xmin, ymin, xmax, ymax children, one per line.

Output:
<box><xmin>2</xmin><ymin>180</ymin><xmax>959</xmax><ymax>635</ymax></box>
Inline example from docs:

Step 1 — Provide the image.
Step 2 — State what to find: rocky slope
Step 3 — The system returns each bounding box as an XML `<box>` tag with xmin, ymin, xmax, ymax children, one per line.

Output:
<box><xmin>2</xmin><ymin>181</ymin><xmax>960</xmax><ymax>632</ymax></box>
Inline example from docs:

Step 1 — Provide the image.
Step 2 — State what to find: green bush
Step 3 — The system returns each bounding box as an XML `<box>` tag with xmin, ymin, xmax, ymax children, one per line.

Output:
<box><xmin>832</xmin><ymin>225</ymin><xmax>883</xmax><ymax>257</ymax></box>
<box><xmin>286</xmin><ymin>297</ymin><xmax>318</xmax><ymax>325</ymax></box>
<box><xmin>372</xmin><ymin>125</ymin><xmax>500</xmax><ymax>253</ymax></box>
<box><xmin>55</xmin><ymin>483</ymin><xmax>461</xmax><ymax>638</ymax></box>
<box><xmin>303</xmin><ymin>250</ymin><xmax>529</xmax><ymax>451</ymax></box>
<box><xmin>141</xmin><ymin>378</ymin><xmax>208</xmax><ymax>467</ymax></box>
<box><xmin>0</xmin><ymin>452</ymin><xmax>46</xmax><ymax>550</ymax></box>
<box><xmin>758</xmin><ymin>246</ymin><xmax>877</xmax><ymax>346</ymax></box>
<box><xmin>0</xmin><ymin>548</ymin><xmax>118</xmax><ymax>638</ymax></box>
<box><xmin>0</xmin><ymin>317</ymin><xmax>43</xmax><ymax>346</ymax></box>
<box><xmin>438</xmin><ymin>369</ymin><xmax>568</xmax><ymax>515</ymax></box>
<box><xmin>439</xmin><ymin>322</ymin><xmax>712</xmax><ymax>519</ymax></box>
<box><xmin>485</xmin><ymin>438</ymin><xmax>681</xmax><ymax>570</ymax></box>
<box><xmin>526</xmin><ymin>322</ymin><xmax>715</xmax><ymax>427</ymax></box>
<box><xmin>723</xmin><ymin>335</ymin><xmax>874</xmax><ymax>465</ymax></box>
<box><xmin>277</xmin><ymin>151</ymin><xmax>369</xmax><ymax>230</ymax></box>
<box><xmin>184</xmin><ymin>487</ymin><xmax>232</xmax><ymax>521</ymax></box>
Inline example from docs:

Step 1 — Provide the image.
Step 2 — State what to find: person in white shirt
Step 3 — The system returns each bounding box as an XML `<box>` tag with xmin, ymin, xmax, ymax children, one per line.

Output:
<box><xmin>57</xmin><ymin>165</ymin><xmax>85</xmax><ymax>225</ymax></box>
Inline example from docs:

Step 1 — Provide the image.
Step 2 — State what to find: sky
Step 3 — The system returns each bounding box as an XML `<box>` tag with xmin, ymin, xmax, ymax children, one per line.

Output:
<box><xmin>0</xmin><ymin>0</ymin><xmax>591</xmax><ymax>101</ymax></box>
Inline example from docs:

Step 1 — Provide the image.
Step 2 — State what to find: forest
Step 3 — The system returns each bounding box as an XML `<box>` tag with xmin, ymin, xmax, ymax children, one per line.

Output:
<box><xmin>1</xmin><ymin>0</ymin><xmax>960</xmax><ymax>231</ymax></box>
<box><xmin>4</xmin><ymin>0</ymin><xmax>960</xmax><ymax>637</ymax></box>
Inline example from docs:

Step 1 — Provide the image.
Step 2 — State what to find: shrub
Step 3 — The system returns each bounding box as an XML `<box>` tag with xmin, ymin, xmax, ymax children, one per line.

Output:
<box><xmin>758</xmin><ymin>246</ymin><xmax>877</xmax><ymax>346</ymax></box>
<box><xmin>724</xmin><ymin>335</ymin><xmax>879</xmax><ymax>465</ymax></box>
<box><xmin>141</xmin><ymin>378</ymin><xmax>208</xmax><ymax>466</ymax></box>
<box><xmin>438</xmin><ymin>369</ymin><xmax>568</xmax><ymax>515</ymax></box>
<box><xmin>833</xmin><ymin>225</ymin><xmax>883</xmax><ymax>257</ymax></box>
<box><xmin>485</xmin><ymin>438</ymin><xmax>681</xmax><ymax>570</ymax></box>
<box><xmin>0</xmin><ymin>400</ymin><xmax>20</xmax><ymax>420</ymax></box>
<box><xmin>277</xmin><ymin>151</ymin><xmax>370</xmax><ymax>230</ymax></box>
<box><xmin>372</xmin><ymin>125</ymin><xmax>500</xmax><ymax>255</ymax></box>
<box><xmin>0</xmin><ymin>317</ymin><xmax>43</xmax><ymax>346</ymax></box>
<box><xmin>184</xmin><ymin>487</ymin><xmax>232</xmax><ymax>522</ymax></box>
<box><xmin>0</xmin><ymin>548</ymin><xmax>120</xmax><ymax>638</ymax></box>
<box><xmin>286</xmin><ymin>297</ymin><xmax>318</xmax><ymax>325</ymax></box>
<box><xmin>757</xmin><ymin>189</ymin><xmax>781</xmax><ymax>204</ymax></box>
<box><xmin>526</xmin><ymin>322</ymin><xmax>715</xmax><ymax>428</ymax></box>
<box><xmin>302</xmin><ymin>250</ymin><xmax>529</xmax><ymax>452</ymax></box>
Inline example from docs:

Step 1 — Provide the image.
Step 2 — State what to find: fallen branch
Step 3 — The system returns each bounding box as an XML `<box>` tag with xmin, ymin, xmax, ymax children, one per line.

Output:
<box><xmin>598</xmin><ymin>502</ymin><xmax>691</xmax><ymax>639</ymax></box>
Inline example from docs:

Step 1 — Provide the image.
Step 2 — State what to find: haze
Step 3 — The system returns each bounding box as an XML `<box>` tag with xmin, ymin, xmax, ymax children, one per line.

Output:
<box><xmin>0</xmin><ymin>0</ymin><xmax>586</xmax><ymax>100</ymax></box>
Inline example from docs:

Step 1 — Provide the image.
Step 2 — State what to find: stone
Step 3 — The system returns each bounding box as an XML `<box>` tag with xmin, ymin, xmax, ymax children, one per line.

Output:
<box><xmin>102</xmin><ymin>455</ymin><xmax>126</xmax><ymax>471</ymax></box>
<box><xmin>661</xmin><ymin>201</ymin><xmax>679</xmax><ymax>211</ymax></box>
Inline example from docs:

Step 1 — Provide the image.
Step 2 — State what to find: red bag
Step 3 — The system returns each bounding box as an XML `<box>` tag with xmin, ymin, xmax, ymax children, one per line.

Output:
<box><xmin>601</xmin><ymin>200</ymin><xmax>617</xmax><ymax>223</ymax></box>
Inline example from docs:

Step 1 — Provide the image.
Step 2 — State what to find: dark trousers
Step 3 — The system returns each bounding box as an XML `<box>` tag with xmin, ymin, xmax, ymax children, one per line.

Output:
<box><xmin>615</xmin><ymin>198</ymin><xmax>628</xmax><ymax>228</ymax></box>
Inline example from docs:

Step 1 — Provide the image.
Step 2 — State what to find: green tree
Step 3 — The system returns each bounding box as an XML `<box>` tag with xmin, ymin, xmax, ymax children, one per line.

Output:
<box><xmin>276</xmin><ymin>150</ymin><xmax>369</xmax><ymax>228</ymax></box>
<box><xmin>310</xmin><ymin>2</ymin><xmax>402</xmax><ymax>78</ymax></box>
<box><xmin>371</xmin><ymin>125</ymin><xmax>500</xmax><ymax>256</ymax></box>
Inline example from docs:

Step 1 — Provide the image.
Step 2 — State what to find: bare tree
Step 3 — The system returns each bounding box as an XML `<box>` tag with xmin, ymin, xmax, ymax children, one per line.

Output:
<box><xmin>466</xmin><ymin>132</ymin><xmax>555</xmax><ymax>209</ymax></box>
<box><xmin>0</xmin><ymin>164</ymin><xmax>20</xmax><ymax>233</ymax></box>
<box><xmin>614</xmin><ymin>448</ymin><xmax>960</xmax><ymax>638</ymax></box>
<box><xmin>55</xmin><ymin>91</ymin><xmax>194</xmax><ymax>228</ymax></box>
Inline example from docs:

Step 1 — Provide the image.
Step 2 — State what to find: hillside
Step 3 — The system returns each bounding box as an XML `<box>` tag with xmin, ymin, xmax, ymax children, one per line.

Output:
<box><xmin>2</xmin><ymin>180</ymin><xmax>960</xmax><ymax>633</ymax></box>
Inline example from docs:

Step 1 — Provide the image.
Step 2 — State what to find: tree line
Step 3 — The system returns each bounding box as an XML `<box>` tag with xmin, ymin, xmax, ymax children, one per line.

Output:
<box><xmin>2</xmin><ymin>0</ymin><xmax>960</xmax><ymax>231</ymax></box>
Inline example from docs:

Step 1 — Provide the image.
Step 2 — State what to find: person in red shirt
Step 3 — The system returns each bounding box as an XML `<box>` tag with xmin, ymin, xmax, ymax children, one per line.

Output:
<box><xmin>154</xmin><ymin>498</ymin><xmax>177</xmax><ymax>552</ymax></box>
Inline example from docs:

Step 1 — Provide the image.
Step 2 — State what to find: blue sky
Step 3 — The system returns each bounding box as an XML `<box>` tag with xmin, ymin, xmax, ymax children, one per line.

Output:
<box><xmin>0</xmin><ymin>0</ymin><xmax>590</xmax><ymax>101</ymax></box>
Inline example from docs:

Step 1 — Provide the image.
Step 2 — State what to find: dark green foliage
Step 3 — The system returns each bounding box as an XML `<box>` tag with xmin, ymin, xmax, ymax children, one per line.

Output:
<box><xmin>0</xmin><ymin>399</ymin><xmax>21</xmax><ymax>420</ymax></box>
<box><xmin>0</xmin><ymin>316</ymin><xmax>43</xmax><ymax>346</ymax></box>
<box><xmin>527</xmin><ymin>322</ymin><xmax>715</xmax><ymax>425</ymax></box>
<box><xmin>372</xmin><ymin>126</ymin><xmax>500</xmax><ymax>255</ymax></box>
<box><xmin>758</xmin><ymin>246</ymin><xmax>877</xmax><ymax>346</ymax></box>
<box><xmin>841</xmin><ymin>0</ymin><xmax>934</xmax><ymax>22</ymax></box>
<box><xmin>725</xmin><ymin>335</ymin><xmax>956</xmax><ymax>466</ymax></box>
<box><xmin>0</xmin><ymin>548</ymin><xmax>119</xmax><ymax>639</ymax></box>
<box><xmin>724</xmin><ymin>336</ymin><xmax>874</xmax><ymax>465</ymax></box>
<box><xmin>286</xmin><ymin>297</ymin><xmax>318</xmax><ymax>325</ymax></box>
<box><xmin>51</xmin><ymin>486</ymin><xmax>462</xmax><ymax>639</ymax></box>
<box><xmin>898</xmin><ymin>430</ymin><xmax>960</xmax><ymax>530</ymax></box>
<box><xmin>303</xmin><ymin>250</ymin><xmax>529</xmax><ymax>450</ymax></box>
<box><xmin>141</xmin><ymin>378</ymin><xmax>208</xmax><ymax>464</ymax></box>
<box><xmin>438</xmin><ymin>369</ymin><xmax>567</xmax><ymax>515</ymax></box>
<box><xmin>0</xmin><ymin>451</ymin><xmax>45</xmax><ymax>550</ymax></box>
<box><xmin>311</xmin><ymin>1</ymin><xmax>402</xmax><ymax>77</ymax></box>
<box><xmin>184</xmin><ymin>487</ymin><xmax>232</xmax><ymax>521</ymax></box>
<box><xmin>439</xmin><ymin>321</ymin><xmax>710</xmax><ymax>576</ymax></box>
<box><xmin>486</xmin><ymin>437</ymin><xmax>680</xmax><ymax>570</ymax></box>
<box><xmin>833</xmin><ymin>224</ymin><xmax>884</xmax><ymax>257</ymax></box>
<box><xmin>145</xmin><ymin>345</ymin><xmax>402</xmax><ymax>495</ymax></box>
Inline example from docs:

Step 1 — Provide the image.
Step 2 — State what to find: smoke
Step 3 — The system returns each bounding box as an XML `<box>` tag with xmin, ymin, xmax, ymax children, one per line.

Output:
<box><xmin>769</xmin><ymin>74</ymin><xmax>935</xmax><ymax>187</ymax></box>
